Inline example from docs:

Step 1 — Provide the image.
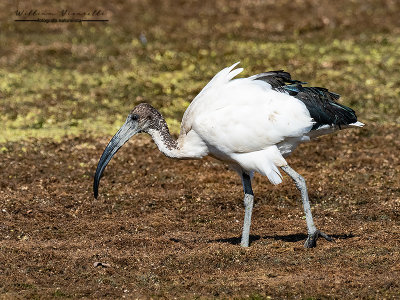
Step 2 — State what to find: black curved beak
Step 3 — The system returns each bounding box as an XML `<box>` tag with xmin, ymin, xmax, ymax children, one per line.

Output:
<box><xmin>93</xmin><ymin>117</ymin><xmax>139</xmax><ymax>199</ymax></box>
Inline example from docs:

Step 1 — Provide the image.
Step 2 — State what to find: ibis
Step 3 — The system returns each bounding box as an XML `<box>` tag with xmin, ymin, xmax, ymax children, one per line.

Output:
<box><xmin>94</xmin><ymin>62</ymin><xmax>364</xmax><ymax>248</ymax></box>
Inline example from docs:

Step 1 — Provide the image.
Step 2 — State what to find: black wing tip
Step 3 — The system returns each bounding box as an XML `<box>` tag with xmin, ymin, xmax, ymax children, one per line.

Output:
<box><xmin>253</xmin><ymin>70</ymin><xmax>306</xmax><ymax>88</ymax></box>
<box><xmin>255</xmin><ymin>69</ymin><xmax>358</xmax><ymax>128</ymax></box>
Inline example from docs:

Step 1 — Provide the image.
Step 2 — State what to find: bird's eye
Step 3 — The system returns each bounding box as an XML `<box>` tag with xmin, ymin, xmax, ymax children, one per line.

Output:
<box><xmin>131</xmin><ymin>114</ymin><xmax>139</xmax><ymax>121</ymax></box>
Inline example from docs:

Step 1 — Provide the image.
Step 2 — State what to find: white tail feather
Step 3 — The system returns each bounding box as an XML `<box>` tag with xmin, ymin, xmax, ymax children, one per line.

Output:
<box><xmin>350</xmin><ymin>121</ymin><xmax>364</xmax><ymax>127</ymax></box>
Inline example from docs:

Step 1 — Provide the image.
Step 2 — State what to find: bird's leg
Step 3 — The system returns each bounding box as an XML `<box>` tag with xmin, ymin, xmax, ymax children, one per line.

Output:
<box><xmin>281</xmin><ymin>165</ymin><xmax>332</xmax><ymax>248</ymax></box>
<box><xmin>240</xmin><ymin>172</ymin><xmax>254</xmax><ymax>247</ymax></box>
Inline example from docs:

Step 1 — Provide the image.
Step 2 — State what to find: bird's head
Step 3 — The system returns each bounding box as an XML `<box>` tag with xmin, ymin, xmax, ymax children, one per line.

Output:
<box><xmin>93</xmin><ymin>103</ymin><xmax>161</xmax><ymax>198</ymax></box>
<box><xmin>130</xmin><ymin>103</ymin><xmax>164</xmax><ymax>133</ymax></box>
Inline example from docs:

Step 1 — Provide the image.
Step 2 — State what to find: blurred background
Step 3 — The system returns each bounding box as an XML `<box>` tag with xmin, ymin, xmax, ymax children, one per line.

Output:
<box><xmin>1</xmin><ymin>0</ymin><xmax>399</xmax><ymax>142</ymax></box>
<box><xmin>1</xmin><ymin>1</ymin><xmax>399</xmax><ymax>298</ymax></box>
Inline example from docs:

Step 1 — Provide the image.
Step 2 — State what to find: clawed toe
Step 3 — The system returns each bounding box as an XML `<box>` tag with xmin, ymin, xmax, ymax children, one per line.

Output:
<box><xmin>304</xmin><ymin>230</ymin><xmax>332</xmax><ymax>248</ymax></box>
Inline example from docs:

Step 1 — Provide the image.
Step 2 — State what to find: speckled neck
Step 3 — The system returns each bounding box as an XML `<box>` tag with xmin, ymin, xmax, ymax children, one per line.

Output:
<box><xmin>147</xmin><ymin>117</ymin><xmax>179</xmax><ymax>158</ymax></box>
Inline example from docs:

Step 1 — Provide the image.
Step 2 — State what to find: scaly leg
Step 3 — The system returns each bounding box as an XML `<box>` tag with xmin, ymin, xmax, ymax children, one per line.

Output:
<box><xmin>281</xmin><ymin>165</ymin><xmax>332</xmax><ymax>248</ymax></box>
<box><xmin>240</xmin><ymin>172</ymin><xmax>254</xmax><ymax>247</ymax></box>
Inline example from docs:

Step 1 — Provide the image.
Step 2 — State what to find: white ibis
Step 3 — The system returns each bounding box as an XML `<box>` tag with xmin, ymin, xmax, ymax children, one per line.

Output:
<box><xmin>94</xmin><ymin>62</ymin><xmax>364</xmax><ymax>248</ymax></box>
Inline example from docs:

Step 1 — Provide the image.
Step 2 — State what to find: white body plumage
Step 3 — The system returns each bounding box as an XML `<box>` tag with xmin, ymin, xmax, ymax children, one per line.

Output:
<box><xmin>172</xmin><ymin>62</ymin><xmax>362</xmax><ymax>185</ymax></box>
<box><xmin>94</xmin><ymin>62</ymin><xmax>364</xmax><ymax>248</ymax></box>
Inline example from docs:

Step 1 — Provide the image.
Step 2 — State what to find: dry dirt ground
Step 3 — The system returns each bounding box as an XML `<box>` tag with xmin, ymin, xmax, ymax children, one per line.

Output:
<box><xmin>0</xmin><ymin>125</ymin><xmax>399</xmax><ymax>298</ymax></box>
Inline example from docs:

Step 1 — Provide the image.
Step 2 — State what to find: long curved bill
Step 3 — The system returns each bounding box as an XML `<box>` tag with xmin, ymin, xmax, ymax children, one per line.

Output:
<box><xmin>93</xmin><ymin>118</ymin><xmax>138</xmax><ymax>198</ymax></box>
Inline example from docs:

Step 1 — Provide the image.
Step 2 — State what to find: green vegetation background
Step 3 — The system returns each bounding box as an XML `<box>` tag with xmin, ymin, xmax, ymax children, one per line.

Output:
<box><xmin>1</xmin><ymin>0</ymin><xmax>399</xmax><ymax>143</ymax></box>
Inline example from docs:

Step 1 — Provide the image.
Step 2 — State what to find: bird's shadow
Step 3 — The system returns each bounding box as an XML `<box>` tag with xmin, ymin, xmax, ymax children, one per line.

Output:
<box><xmin>211</xmin><ymin>233</ymin><xmax>355</xmax><ymax>246</ymax></box>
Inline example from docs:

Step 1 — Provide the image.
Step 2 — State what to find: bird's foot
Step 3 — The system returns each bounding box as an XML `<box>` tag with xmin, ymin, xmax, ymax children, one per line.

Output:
<box><xmin>304</xmin><ymin>230</ymin><xmax>332</xmax><ymax>248</ymax></box>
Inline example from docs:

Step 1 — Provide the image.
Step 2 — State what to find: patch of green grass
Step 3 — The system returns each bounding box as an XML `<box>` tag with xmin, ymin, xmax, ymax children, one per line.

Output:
<box><xmin>1</xmin><ymin>1</ymin><xmax>399</xmax><ymax>143</ymax></box>
<box><xmin>53</xmin><ymin>289</ymin><xmax>71</xmax><ymax>298</ymax></box>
